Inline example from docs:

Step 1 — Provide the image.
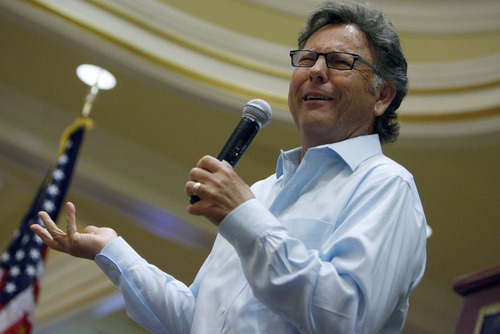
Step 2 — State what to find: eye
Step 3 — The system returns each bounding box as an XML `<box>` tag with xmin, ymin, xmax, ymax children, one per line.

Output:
<box><xmin>297</xmin><ymin>51</ymin><xmax>317</xmax><ymax>66</ymax></box>
<box><xmin>327</xmin><ymin>53</ymin><xmax>353</xmax><ymax>69</ymax></box>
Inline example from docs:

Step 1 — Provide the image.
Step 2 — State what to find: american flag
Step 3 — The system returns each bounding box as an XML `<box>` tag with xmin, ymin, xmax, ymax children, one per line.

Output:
<box><xmin>0</xmin><ymin>118</ymin><xmax>92</xmax><ymax>334</ymax></box>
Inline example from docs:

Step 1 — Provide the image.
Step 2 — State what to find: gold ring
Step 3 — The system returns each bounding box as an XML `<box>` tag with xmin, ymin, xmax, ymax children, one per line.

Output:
<box><xmin>192</xmin><ymin>182</ymin><xmax>201</xmax><ymax>197</ymax></box>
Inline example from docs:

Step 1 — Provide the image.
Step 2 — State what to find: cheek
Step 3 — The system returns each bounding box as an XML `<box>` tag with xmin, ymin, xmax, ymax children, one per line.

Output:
<box><xmin>287</xmin><ymin>81</ymin><xmax>295</xmax><ymax>110</ymax></box>
<box><xmin>288</xmin><ymin>90</ymin><xmax>299</xmax><ymax>126</ymax></box>
<box><xmin>340</xmin><ymin>77</ymin><xmax>372</xmax><ymax>105</ymax></box>
<box><xmin>289</xmin><ymin>71</ymin><xmax>300</xmax><ymax>92</ymax></box>
<box><xmin>288</xmin><ymin>73</ymin><xmax>302</xmax><ymax>104</ymax></box>
<box><xmin>288</xmin><ymin>75</ymin><xmax>303</xmax><ymax>127</ymax></box>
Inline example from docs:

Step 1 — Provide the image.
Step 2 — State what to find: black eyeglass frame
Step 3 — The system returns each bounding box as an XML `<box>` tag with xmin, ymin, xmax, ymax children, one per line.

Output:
<box><xmin>289</xmin><ymin>49</ymin><xmax>379</xmax><ymax>75</ymax></box>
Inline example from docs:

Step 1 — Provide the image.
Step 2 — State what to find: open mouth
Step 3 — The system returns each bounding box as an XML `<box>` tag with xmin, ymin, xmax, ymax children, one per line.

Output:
<box><xmin>304</xmin><ymin>94</ymin><xmax>333</xmax><ymax>101</ymax></box>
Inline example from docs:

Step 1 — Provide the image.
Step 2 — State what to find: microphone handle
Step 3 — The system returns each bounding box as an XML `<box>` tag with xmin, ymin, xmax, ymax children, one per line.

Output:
<box><xmin>217</xmin><ymin>117</ymin><xmax>260</xmax><ymax>168</ymax></box>
<box><xmin>190</xmin><ymin>117</ymin><xmax>260</xmax><ymax>204</ymax></box>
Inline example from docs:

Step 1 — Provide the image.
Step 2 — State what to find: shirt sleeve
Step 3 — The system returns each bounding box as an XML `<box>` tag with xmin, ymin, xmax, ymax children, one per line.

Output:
<box><xmin>218</xmin><ymin>176</ymin><xmax>427</xmax><ymax>334</ymax></box>
<box><xmin>94</xmin><ymin>237</ymin><xmax>196</xmax><ymax>334</ymax></box>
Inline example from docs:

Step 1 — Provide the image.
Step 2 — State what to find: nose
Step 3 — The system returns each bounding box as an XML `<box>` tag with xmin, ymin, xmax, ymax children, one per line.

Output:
<box><xmin>308</xmin><ymin>55</ymin><xmax>329</xmax><ymax>83</ymax></box>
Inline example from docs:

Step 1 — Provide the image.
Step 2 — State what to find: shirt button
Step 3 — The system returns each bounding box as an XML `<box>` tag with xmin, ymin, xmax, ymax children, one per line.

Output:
<box><xmin>220</xmin><ymin>307</ymin><xmax>226</xmax><ymax>315</ymax></box>
<box><xmin>109</xmin><ymin>264</ymin><xmax>116</xmax><ymax>271</ymax></box>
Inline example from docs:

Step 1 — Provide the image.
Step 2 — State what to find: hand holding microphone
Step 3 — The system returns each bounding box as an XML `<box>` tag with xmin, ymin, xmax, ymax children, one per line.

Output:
<box><xmin>189</xmin><ymin>99</ymin><xmax>272</xmax><ymax>205</ymax></box>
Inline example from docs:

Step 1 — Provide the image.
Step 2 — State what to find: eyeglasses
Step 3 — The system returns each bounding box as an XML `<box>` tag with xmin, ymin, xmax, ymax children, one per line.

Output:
<box><xmin>289</xmin><ymin>49</ymin><xmax>378</xmax><ymax>74</ymax></box>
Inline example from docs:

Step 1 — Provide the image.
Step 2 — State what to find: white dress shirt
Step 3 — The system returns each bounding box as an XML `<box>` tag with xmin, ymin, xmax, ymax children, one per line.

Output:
<box><xmin>95</xmin><ymin>134</ymin><xmax>427</xmax><ymax>333</ymax></box>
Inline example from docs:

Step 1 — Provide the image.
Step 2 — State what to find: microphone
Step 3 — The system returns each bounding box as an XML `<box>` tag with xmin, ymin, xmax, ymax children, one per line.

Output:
<box><xmin>190</xmin><ymin>99</ymin><xmax>272</xmax><ymax>204</ymax></box>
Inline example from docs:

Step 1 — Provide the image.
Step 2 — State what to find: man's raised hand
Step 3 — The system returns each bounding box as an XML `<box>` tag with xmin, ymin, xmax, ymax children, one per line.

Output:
<box><xmin>30</xmin><ymin>202</ymin><xmax>118</xmax><ymax>260</ymax></box>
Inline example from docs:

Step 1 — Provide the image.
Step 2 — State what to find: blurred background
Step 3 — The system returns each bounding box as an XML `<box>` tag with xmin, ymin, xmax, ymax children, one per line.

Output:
<box><xmin>0</xmin><ymin>0</ymin><xmax>499</xmax><ymax>333</ymax></box>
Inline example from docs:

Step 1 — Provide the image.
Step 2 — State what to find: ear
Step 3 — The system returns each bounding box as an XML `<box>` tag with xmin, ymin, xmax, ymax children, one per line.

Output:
<box><xmin>373</xmin><ymin>81</ymin><xmax>396</xmax><ymax>117</ymax></box>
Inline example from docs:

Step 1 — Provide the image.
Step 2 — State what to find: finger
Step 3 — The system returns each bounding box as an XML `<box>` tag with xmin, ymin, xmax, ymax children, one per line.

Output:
<box><xmin>30</xmin><ymin>224</ymin><xmax>53</xmax><ymax>242</ymax></box>
<box><xmin>189</xmin><ymin>166</ymin><xmax>212</xmax><ymax>183</ymax></box>
<box><xmin>196</xmin><ymin>155</ymin><xmax>226</xmax><ymax>173</ymax></box>
<box><xmin>37</xmin><ymin>210</ymin><xmax>54</xmax><ymax>227</ymax></box>
<box><xmin>185</xmin><ymin>181</ymin><xmax>194</xmax><ymax>197</ymax></box>
<box><xmin>38</xmin><ymin>211</ymin><xmax>65</xmax><ymax>235</ymax></box>
<box><xmin>187</xmin><ymin>181</ymin><xmax>202</xmax><ymax>196</ymax></box>
<box><xmin>65</xmin><ymin>202</ymin><xmax>78</xmax><ymax>238</ymax></box>
<box><xmin>30</xmin><ymin>221</ymin><xmax>66</xmax><ymax>252</ymax></box>
<box><xmin>38</xmin><ymin>212</ymin><xmax>69</xmax><ymax>248</ymax></box>
<box><xmin>82</xmin><ymin>225</ymin><xmax>100</xmax><ymax>234</ymax></box>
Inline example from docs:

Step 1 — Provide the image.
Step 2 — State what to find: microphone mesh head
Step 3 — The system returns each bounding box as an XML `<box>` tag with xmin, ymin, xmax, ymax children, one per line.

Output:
<box><xmin>243</xmin><ymin>99</ymin><xmax>272</xmax><ymax>129</ymax></box>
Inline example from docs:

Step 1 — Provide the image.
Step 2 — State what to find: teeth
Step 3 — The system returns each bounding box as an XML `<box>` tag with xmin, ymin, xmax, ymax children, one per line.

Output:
<box><xmin>306</xmin><ymin>95</ymin><xmax>330</xmax><ymax>101</ymax></box>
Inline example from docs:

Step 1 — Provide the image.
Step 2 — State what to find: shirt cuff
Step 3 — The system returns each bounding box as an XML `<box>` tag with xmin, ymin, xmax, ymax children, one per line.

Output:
<box><xmin>94</xmin><ymin>237</ymin><xmax>144</xmax><ymax>285</ymax></box>
<box><xmin>218</xmin><ymin>198</ymin><xmax>281</xmax><ymax>251</ymax></box>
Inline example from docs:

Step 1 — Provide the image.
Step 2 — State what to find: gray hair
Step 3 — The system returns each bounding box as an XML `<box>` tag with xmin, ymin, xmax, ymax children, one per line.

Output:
<box><xmin>298</xmin><ymin>0</ymin><xmax>408</xmax><ymax>143</ymax></box>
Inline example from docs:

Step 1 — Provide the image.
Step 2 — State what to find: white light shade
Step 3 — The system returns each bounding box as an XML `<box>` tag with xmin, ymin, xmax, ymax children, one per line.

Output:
<box><xmin>76</xmin><ymin>64</ymin><xmax>116</xmax><ymax>90</ymax></box>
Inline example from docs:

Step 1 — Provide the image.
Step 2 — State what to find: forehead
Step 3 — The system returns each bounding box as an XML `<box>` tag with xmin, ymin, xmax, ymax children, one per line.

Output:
<box><xmin>304</xmin><ymin>23</ymin><xmax>372</xmax><ymax>56</ymax></box>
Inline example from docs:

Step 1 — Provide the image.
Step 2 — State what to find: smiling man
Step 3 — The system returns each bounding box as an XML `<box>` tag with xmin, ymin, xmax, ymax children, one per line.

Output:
<box><xmin>33</xmin><ymin>1</ymin><xmax>427</xmax><ymax>333</ymax></box>
<box><xmin>288</xmin><ymin>23</ymin><xmax>396</xmax><ymax>154</ymax></box>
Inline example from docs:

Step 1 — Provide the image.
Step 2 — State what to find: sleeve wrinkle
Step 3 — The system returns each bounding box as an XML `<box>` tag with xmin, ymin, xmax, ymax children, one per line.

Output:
<box><xmin>240</xmin><ymin>225</ymin><xmax>362</xmax><ymax>333</ymax></box>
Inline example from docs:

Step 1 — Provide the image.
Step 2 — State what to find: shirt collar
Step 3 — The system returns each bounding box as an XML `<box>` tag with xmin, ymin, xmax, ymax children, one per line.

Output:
<box><xmin>276</xmin><ymin>134</ymin><xmax>382</xmax><ymax>178</ymax></box>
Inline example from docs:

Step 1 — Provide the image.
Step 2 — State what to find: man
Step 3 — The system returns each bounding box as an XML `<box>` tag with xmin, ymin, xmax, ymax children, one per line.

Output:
<box><xmin>32</xmin><ymin>1</ymin><xmax>427</xmax><ymax>333</ymax></box>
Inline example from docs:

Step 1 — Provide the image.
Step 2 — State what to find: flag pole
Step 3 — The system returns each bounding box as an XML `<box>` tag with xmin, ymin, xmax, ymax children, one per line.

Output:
<box><xmin>81</xmin><ymin>83</ymin><xmax>100</xmax><ymax>118</ymax></box>
<box><xmin>77</xmin><ymin>64</ymin><xmax>116</xmax><ymax>118</ymax></box>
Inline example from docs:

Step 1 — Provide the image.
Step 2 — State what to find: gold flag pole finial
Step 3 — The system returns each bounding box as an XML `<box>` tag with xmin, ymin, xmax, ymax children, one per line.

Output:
<box><xmin>76</xmin><ymin>64</ymin><xmax>116</xmax><ymax>118</ymax></box>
